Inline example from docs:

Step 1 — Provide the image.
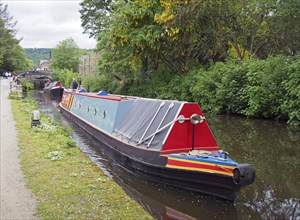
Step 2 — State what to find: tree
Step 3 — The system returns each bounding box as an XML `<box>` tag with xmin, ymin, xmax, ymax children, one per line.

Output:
<box><xmin>81</xmin><ymin>0</ymin><xmax>300</xmax><ymax>84</ymax></box>
<box><xmin>79</xmin><ymin>0</ymin><xmax>114</xmax><ymax>38</ymax></box>
<box><xmin>50</xmin><ymin>38</ymin><xmax>82</xmax><ymax>72</ymax></box>
<box><xmin>108</xmin><ymin>1</ymin><xmax>191</xmax><ymax>74</ymax></box>
<box><xmin>109</xmin><ymin>1</ymin><xmax>164</xmax><ymax>75</ymax></box>
<box><xmin>2</xmin><ymin>44</ymin><xmax>33</xmax><ymax>71</ymax></box>
<box><xmin>155</xmin><ymin>0</ymin><xmax>274</xmax><ymax>61</ymax></box>
<box><xmin>0</xmin><ymin>2</ymin><xmax>29</xmax><ymax>72</ymax></box>
<box><xmin>11</xmin><ymin>45</ymin><xmax>34</xmax><ymax>71</ymax></box>
<box><xmin>266</xmin><ymin>0</ymin><xmax>300</xmax><ymax>56</ymax></box>
<box><xmin>0</xmin><ymin>3</ymin><xmax>16</xmax><ymax>67</ymax></box>
<box><xmin>155</xmin><ymin>0</ymin><xmax>228</xmax><ymax>64</ymax></box>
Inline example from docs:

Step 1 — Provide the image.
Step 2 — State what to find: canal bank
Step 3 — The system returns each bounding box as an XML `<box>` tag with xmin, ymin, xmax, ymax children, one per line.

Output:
<box><xmin>0</xmin><ymin>78</ymin><xmax>39</xmax><ymax>219</ymax></box>
<box><xmin>1</xmin><ymin>78</ymin><xmax>153</xmax><ymax>219</ymax></box>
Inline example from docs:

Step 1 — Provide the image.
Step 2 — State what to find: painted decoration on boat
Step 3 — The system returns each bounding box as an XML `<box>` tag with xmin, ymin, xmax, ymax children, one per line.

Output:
<box><xmin>166</xmin><ymin>151</ymin><xmax>237</xmax><ymax>176</ymax></box>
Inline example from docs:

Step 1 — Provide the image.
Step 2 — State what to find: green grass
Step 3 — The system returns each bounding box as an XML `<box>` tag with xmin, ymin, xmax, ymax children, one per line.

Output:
<box><xmin>8</xmin><ymin>90</ymin><xmax>23</xmax><ymax>99</ymax></box>
<box><xmin>11</xmin><ymin>98</ymin><xmax>153</xmax><ymax>220</ymax></box>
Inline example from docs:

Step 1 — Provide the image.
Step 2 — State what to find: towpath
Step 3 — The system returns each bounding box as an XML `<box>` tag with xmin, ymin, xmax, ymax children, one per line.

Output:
<box><xmin>0</xmin><ymin>78</ymin><xmax>38</xmax><ymax>219</ymax></box>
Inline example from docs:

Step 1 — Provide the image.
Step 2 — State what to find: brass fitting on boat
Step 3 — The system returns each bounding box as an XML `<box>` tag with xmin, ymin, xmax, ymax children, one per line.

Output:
<box><xmin>190</xmin><ymin>114</ymin><xmax>205</xmax><ymax>125</ymax></box>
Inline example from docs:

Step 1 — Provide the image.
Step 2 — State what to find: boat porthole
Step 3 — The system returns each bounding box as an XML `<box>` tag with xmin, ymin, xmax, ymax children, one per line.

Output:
<box><xmin>94</xmin><ymin>108</ymin><xmax>97</xmax><ymax>115</ymax></box>
<box><xmin>87</xmin><ymin>106</ymin><xmax>90</xmax><ymax>112</ymax></box>
<box><xmin>103</xmin><ymin>110</ymin><xmax>107</xmax><ymax>119</ymax></box>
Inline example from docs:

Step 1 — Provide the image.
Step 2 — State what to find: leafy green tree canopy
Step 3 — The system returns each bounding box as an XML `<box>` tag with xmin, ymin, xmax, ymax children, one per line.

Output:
<box><xmin>0</xmin><ymin>2</ymin><xmax>31</xmax><ymax>72</ymax></box>
<box><xmin>79</xmin><ymin>0</ymin><xmax>114</xmax><ymax>38</ymax></box>
<box><xmin>81</xmin><ymin>0</ymin><xmax>299</xmax><ymax>74</ymax></box>
<box><xmin>50</xmin><ymin>38</ymin><xmax>82</xmax><ymax>72</ymax></box>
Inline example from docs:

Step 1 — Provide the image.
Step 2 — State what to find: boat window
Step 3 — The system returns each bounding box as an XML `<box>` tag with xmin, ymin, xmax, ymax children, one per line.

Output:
<box><xmin>103</xmin><ymin>110</ymin><xmax>107</xmax><ymax>119</ymax></box>
<box><xmin>94</xmin><ymin>108</ymin><xmax>97</xmax><ymax>115</ymax></box>
<box><xmin>87</xmin><ymin>106</ymin><xmax>90</xmax><ymax>112</ymax></box>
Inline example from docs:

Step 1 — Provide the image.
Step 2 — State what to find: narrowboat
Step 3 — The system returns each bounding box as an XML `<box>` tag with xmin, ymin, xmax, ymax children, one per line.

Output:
<box><xmin>43</xmin><ymin>81</ymin><xmax>64</xmax><ymax>100</ymax></box>
<box><xmin>59</xmin><ymin>89</ymin><xmax>255</xmax><ymax>201</ymax></box>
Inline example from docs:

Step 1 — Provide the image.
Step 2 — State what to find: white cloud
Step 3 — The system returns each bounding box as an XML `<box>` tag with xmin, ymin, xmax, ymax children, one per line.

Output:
<box><xmin>2</xmin><ymin>0</ymin><xmax>97</xmax><ymax>49</ymax></box>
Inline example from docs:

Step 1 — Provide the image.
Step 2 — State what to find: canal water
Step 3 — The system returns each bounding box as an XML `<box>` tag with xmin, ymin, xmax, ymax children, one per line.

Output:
<box><xmin>30</xmin><ymin>91</ymin><xmax>300</xmax><ymax>220</ymax></box>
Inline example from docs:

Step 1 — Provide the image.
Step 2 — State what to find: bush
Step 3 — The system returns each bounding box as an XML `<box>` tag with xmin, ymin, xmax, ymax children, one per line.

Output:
<box><xmin>281</xmin><ymin>58</ymin><xmax>300</xmax><ymax>125</ymax></box>
<box><xmin>190</xmin><ymin>62</ymin><xmax>247</xmax><ymax>113</ymax></box>
<box><xmin>241</xmin><ymin>56</ymin><xmax>288</xmax><ymax>119</ymax></box>
<box><xmin>81</xmin><ymin>74</ymin><xmax>119</xmax><ymax>93</ymax></box>
<box><xmin>190</xmin><ymin>66</ymin><xmax>224</xmax><ymax>112</ymax></box>
<box><xmin>189</xmin><ymin>56</ymin><xmax>296</xmax><ymax>124</ymax></box>
<box><xmin>20</xmin><ymin>78</ymin><xmax>33</xmax><ymax>91</ymax></box>
<box><xmin>90</xmin><ymin>55</ymin><xmax>299</xmax><ymax>125</ymax></box>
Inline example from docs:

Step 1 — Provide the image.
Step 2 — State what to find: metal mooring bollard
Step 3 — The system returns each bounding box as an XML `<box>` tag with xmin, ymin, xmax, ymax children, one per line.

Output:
<box><xmin>31</xmin><ymin>110</ymin><xmax>41</xmax><ymax>127</ymax></box>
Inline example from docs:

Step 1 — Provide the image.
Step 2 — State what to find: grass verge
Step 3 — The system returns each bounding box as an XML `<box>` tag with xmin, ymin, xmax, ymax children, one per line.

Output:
<box><xmin>11</xmin><ymin>98</ymin><xmax>153</xmax><ymax>219</ymax></box>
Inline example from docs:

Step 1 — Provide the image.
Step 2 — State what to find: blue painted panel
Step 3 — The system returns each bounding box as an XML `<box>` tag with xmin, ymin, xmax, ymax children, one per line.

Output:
<box><xmin>70</xmin><ymin>95</ymin><xmax>120</xmax><ymax>133</ymax></box>
<box><xmin>115</xmin><ymin>99</ymin><xmax>136</xmax><ymax>128</ymax></box>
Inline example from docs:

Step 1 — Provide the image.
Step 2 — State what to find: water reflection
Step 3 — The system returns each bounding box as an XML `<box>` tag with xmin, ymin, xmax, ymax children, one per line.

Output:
<box><xmin>207</xmin><ymin>114</ymin><xmax>300</xmax><ymax>219</ymax></box>
<box><xmin>29</xmin><ymin>91</ymin><xmax>300</xmax><ymax>220</ymax></box>
<box><xmin>65</xmin><ymin>120</ymin><xmax>239</xmax><ymax>220</ymax></box>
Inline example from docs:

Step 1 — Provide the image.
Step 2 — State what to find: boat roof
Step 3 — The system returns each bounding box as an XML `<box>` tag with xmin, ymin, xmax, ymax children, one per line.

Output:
<box><xmin>63</xmin><ymin>89</ymin><xmax>217</xmax><ymax>151</ymax></box>
<box><xmin>113</xmin><ymin>98</ymin><xmax>184</xmax><ymax>150</ymax></box>
<box><xmin>45</xmin><ymin>81</ymin><xmax>62</xmax><ymax>89</ymax></box>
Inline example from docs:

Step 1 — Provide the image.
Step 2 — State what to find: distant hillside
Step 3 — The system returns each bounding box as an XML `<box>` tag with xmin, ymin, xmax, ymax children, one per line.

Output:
<box><xmin>25</xmin><ymin>48</ymin><xmax>52</xmax><ymax>66</ymax></box>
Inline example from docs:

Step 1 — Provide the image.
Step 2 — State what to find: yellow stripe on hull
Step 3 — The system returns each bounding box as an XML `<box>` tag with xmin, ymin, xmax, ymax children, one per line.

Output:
<box><xmin>67</xmin><ymin>94</ymin><xmax>74</xmax><ymax>110</ymax></box>
<box><xmin>168</xmin><ymin>157</ymin><xmax>236</xmax><ymax>170</ymax></box>
<box><xmin>166</xmin><ymin>164</ymin><xmax>234</xmax><ymax>176</ymax></box>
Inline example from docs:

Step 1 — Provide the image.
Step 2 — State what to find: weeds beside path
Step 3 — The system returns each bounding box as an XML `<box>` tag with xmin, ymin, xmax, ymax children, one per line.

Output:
<box><xmin>11</xmin><ymin>96</ymin><xmax>153</xmax><ymax>219</ymax></box>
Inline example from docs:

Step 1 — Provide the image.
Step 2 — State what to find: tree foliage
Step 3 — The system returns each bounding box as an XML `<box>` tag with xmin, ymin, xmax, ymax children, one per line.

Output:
<box><xmin>6</xmin><ymin>44</ymin><xmax>34</xmax><ymax>71</ymax></box>
<box><xmin>1</xmin><ymin>2</ymin><xmax>17</xmax><ymax>67</ymax></box>
<box><xmin>80</xmin><ymin>0</ymin><xmax>299</xmax><ymax>77</ymax></box>
<box><xmin>79</xmin><ymin>0</ymin><xmax>300</xmax><ymax>125</ymax></box>
<box><xmin>50</xmin><ymin>38</ymin><xmax>83</xmax><ymax>72</ymax></box>
<box><xmin>79</xmin><ymin>0</ymin><xmax>114</xmax><ymax>38</ymax></box>
<box><xmin>25</xmin><ymin>48</ymin><xmax>52</xmax><ymax>66</ymax></box>
<box><xmin>0</xmin><ymin>3</ymin><xmax>32</xmax><ymax>72</ymax></box>
<box><xmin>266</xmin><ymin>0</ymin><xmax>300</xmax><ymax>55</ymax></box>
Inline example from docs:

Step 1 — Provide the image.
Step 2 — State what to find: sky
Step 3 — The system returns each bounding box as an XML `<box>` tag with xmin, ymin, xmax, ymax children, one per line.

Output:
<box><xmin>2</xmin><ymin>0</ymin><xmax>97</xmax><ymax>49</ymax></box>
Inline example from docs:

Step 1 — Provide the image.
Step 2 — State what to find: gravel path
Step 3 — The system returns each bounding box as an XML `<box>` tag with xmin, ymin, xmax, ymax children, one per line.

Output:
<box><xmin>0</xmin><ymin>78</ymin><xmax>39</xmax><ymax>220</ymax></box>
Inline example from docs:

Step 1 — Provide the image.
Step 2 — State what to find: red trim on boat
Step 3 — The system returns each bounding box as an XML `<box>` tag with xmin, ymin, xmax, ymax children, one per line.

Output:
<box><xmin>63</xmin><ymin>89</ymin><xmax>134</xmax><ymax>101</ymax></box>
<box><xmin>162</xmin><ymin>103</ymin><xmax>219</xmax><ymax>152</ymax></box>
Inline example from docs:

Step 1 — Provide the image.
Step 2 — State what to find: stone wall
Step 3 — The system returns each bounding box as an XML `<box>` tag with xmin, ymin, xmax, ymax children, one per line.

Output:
<box><xmin>79</xmin><ymin>52</ymin><xmax>100</xmax><ymax>76</ymax></box>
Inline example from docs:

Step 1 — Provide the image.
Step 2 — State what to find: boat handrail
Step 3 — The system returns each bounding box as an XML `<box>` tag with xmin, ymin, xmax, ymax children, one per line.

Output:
<box><xmin>138</xmin><ymin>101</ymin><xmax>165</xmax><ymax>144</ymax></box>
<box><xmin>138</xmin><ymin>117</ymin><xmax>179</xmax><ymax>146</ymax></box>
<box><xmin>147</xmin><ymin>102</ymin><xmax>174</xmax><ymax>147</ymax></box>
<box><xmin>137</xmin><ymin>116</ymin><xmax>192</xmax><ymax>146</ymax></box>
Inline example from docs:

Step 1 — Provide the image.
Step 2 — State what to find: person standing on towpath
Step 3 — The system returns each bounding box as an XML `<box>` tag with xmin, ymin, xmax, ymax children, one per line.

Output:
<box><xmin>0</xmin><ymin>77</ymin><xmax>39</xmax><ymax>219</ymax></box>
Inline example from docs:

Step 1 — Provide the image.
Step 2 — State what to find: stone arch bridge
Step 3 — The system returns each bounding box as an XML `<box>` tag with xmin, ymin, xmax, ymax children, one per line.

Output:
<box><xmin>18</xmin><ymin>70</ymin><xmax>52</xmax><ymax>90</ymax></box>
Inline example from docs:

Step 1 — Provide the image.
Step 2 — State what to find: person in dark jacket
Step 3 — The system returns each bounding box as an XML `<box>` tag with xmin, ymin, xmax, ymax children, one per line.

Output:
<box><xmin>72</xmin><ymin>78</ymin><xmax>78</xmax><ymax>90</ymax></box>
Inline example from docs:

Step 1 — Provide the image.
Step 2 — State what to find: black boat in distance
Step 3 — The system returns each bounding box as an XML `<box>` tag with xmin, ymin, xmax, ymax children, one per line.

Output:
<box><xmin>43</xmin><ymin>80</ymin><xmax>64</xmax><ymax>100</ymax></box>
<box><xmin>59</xmin><ymin>89</ymin><xmax>255</xmax><ymax>201</ymax></box>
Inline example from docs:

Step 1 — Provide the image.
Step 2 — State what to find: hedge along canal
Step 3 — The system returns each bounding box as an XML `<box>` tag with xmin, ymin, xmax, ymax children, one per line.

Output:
<box><xmin>11</xmin><ymin>97</ymin><xmax>153</xmax><ymax>219</ymax></box>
